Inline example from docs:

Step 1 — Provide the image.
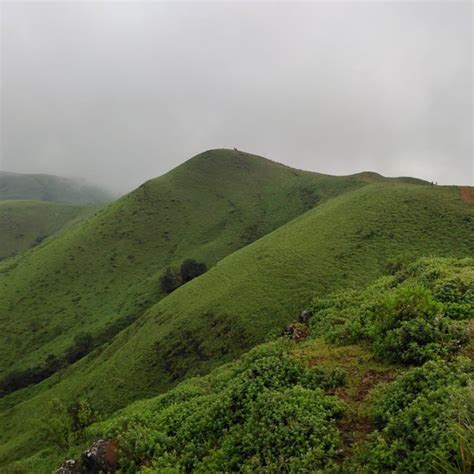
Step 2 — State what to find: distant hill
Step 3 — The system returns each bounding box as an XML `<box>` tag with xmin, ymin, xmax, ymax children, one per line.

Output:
<box><xmin>0</xmin><ymin>200</ymin><xmax>100</xmax><ymax>260</ymax></box>
<box><xmin>0</xmin><ymin>171</ymin><xmax>113</xmax><ymax>203</ymax></box>
<box><xmin>0</xmin><ymin>149</ymin><xmax>471</xmax><ymax>469</ymax></box>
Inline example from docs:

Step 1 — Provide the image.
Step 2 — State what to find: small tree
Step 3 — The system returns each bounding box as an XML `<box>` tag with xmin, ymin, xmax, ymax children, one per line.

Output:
<box><xmin>160</xmin><ymin>266</ymin><xmax>181</xmax><ymax>294</ymax></box>
<box><xmin>180</xmin><ymin>259</ymin><xmax>207</xmax><ymax>284</ymax></box>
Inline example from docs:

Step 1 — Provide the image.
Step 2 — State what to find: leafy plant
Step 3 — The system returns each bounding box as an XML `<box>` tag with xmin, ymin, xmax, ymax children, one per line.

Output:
<box><xmin>359</xmin><ymin>358</ymin><xmax>473</xmax><ymax>473</ymax></box>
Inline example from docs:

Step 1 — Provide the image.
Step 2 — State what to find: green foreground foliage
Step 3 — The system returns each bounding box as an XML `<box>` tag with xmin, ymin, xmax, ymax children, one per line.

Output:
<box><xmin>310</xmin><ymin>258</ymin><xmax>473</xmax><ymax>365</ymax></box>
<box><xmin>11</xmin><ymin>257</ymin><xmax>472</xmax><ymax>473</ymax></box>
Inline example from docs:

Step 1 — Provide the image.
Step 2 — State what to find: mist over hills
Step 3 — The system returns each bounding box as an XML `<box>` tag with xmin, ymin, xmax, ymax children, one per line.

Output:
<box><xmin>0</xmin><ymin>201</ymin><xmax>98</xmax><ymax>261</ymax></box>
<box><xmin>0</xmin><ymin>171</ymin><xmax>114</xmax><ymax>204</ymax></box>
<box><xmin>0</xmin><ymin>149</ymin><xmax>472</xmax><ymax>472</ymax></box>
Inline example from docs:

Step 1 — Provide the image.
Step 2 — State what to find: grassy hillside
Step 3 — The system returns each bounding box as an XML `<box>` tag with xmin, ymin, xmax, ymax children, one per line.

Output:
<box><xmin>0</xmin><ymin>178</ymin><xmax>471</xmax><ymax>468</ymax></box>
<box><xmin>0</xmin><ymin>200</ymin><xmax>98</xmax><ymax>260</ymax></box>
<box><xmin>0</xmin><ymin>150</ymin><xmax>370</xmax><ymax>379</ymax></box>
<box><xmin>0</xmin><ymin>171</ymin><xmax>113</xmax><ymax>203</ymax></box>
<box><xmin>9</xmin><ymin>257</ymin><xmax>474</xmax><ymax>472</ymax></box>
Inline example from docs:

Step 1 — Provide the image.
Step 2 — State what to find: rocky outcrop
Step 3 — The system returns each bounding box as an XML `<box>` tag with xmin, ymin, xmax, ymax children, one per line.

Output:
<box><xmin>284</xmin><ymin>323</ymin><xmax>309</xmax><ymax>342</ymax></box>
<box><xmin>55</xmin><ymin>439</ymin><xmax>118</xmax><ymax>473</ymax></box>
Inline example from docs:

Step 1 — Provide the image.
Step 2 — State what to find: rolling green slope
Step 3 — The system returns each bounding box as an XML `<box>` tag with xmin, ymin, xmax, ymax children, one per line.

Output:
<box><xmin>0</xmin><ymin>171</ymin><xmax>113</xmax><ymax>203</ymax></box>
<box><xmin>57</xmin><ymin>182</ymin><xmax>472</xmax><ymax>406</ymax></box>
<box><xmin>0</xmin><ymin>180</ymin><xmax>471</xmax><ymax>468</ymax></box>
<box><xmin>0</xmin><ymin>150</ymin><xmax>370</xmax><ymax>379</ymax></box>
<box><xmin>24</xmin><ymin>257</ymin><xmax>472</xmax><ymax>473</ymax></box>
<box><xmin>0</xmin><ymin>200</ymin><xmax>97</xmax><ymax>260</ymax></box>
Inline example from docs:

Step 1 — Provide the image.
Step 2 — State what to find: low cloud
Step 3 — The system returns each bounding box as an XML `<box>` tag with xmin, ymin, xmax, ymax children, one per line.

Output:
<box><xmin>1</xmin><ymin>1</ymin><xmax>472</xmax><ymax>192</ymax></box>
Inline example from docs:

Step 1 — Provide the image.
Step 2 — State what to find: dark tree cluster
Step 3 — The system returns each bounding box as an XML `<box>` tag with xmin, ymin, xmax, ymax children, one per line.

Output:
<box><xmin>160</xmin><ymin>258</ymin><xmax>208</xmax><ymax>294</ymax></box>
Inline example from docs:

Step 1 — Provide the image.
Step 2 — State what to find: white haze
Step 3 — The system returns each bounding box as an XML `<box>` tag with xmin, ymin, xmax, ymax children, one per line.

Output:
<box><xmin>1</xmin><ymin>1</ymin><xmax>472</xmax><ymax>193</ymax></box>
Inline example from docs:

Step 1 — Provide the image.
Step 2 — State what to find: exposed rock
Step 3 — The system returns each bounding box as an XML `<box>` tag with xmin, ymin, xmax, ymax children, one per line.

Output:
<box><xmin>81</xmin><ymin>439</ymin><xmax>118</xmax><ymax>473</ymax></box>
<box><xmin>55</xmin><ymin>459</ymin><xmax>80</xmax><ymax>474</ymax></box>
<box><xmin>56</xmin><ymin>439</ymin><xmax>118</xmax><ymax>474</ymax></box>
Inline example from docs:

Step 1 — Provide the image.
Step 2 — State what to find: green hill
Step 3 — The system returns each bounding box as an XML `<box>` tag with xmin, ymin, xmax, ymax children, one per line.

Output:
<box><xmin>0</xmin><ymin>200</ymin><xmax>99</xmax><ymax>260</ymax></box>
<box><xmin>0</xmin><ymin>150</ymin><xmax>373</xmax><ymax>380</ymax></box>
<box><xmin>36</xmin><ymin>181</ymin><xmax>471</xmax><ymax>408</ymax></box>
<box><xmin>0</xmin><ymin>154</ymin><xmax>471</xmax><ymax>468</ymax></box>
<box><xmin>0</xmin><ymin>171</ymin><xmax>113</xmax><ymax>203</ymax></box>
<box><xmin>7</xmin><ymin>257</ymin><xmax>474</xmax><ymax>472</ymax></box>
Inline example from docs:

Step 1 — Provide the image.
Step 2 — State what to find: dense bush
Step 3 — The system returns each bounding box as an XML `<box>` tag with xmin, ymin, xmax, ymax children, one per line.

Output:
<box><xmin>180</xmin><ymin>258</ymin><xmax>207</xmax><ymax>284</ymax></box>
<box><xmin>160</xmin><ymin>259</ymin><xmax>207</xmax><ymax>294</ymax></box>
<box><xmin>310</xmin><ymin>258</ymin><xmax>472</xmax><ymax>365</ymax></box>
<box><xmin>97</xmin><ymin>344</ymin><xmax>346</xmax><ymax>472</ymax></box>
<box><xmin>359</xmin><ymin>358</ymin><xmax>473</xmax><ymax>473</ymax></box>
<box><xmin>369</xmin><ymin>285</ymin><xmax>468</xmax><ymax>364</ymax></box>
<box><xmin>159</xmin><ymin>266</ymin><xmax>181</xmax><ymax>294</ymax></box>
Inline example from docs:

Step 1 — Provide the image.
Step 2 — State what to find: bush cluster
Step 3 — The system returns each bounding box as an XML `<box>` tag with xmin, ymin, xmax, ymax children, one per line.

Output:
<box><xmin>310</xmin><ymin>258</ymin><xmax>472</xmax><ymax>365</ymax></box>
<box><xmin>160</xmin><ymin>258</ymin><xmax>208</xmax><ymax>294</ymax></box>
<box><xmin>359</xmin><ymin>358</ymin><xmax>473</xmax><ymax>473</ymax></box>
<box><xmin>99</xmin><ymin>344</ymin><xmax>346</xmax><ymax>472</ymax></box>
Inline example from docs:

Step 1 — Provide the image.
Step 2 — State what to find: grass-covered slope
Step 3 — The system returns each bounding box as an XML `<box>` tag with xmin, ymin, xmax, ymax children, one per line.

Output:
<box><xmin>0</xmin><ymin>171</ymin><xmax>112</xmax><ymax>203</ymax></box>
<box><xmin>67</xmin><ymin>182</ymin><xmax>472</xmax><ymax>405</ymax></box>
<box><xmin>0</xmin><ymin>181</ymin><xmax>471</xmax><ymax>468</ymax></box>
<box><xmin>12</xmin><ymin>257</ymin><xmax>473</xmax><ymax>473</ymax></box>
<box><xmin>0</xmin><ymin>150</ymin><xmax>368</xmax><ymax>378</ymax></box>
<box><xmin>0</xmin><ymin>200</ymin><xmax>97</xmax><ymax>260</ymax></box>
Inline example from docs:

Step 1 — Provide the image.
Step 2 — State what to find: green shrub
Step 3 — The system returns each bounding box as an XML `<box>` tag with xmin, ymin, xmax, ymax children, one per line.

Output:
<box><xmin>369</xmin><ymin>285</ymin><xmax>468</xmax><ymax>365</ymax></box>
<box><xmin>433</xmin><ymin>277</ymin><xmax>474</xmax><ymax>320</ymax></box>
<box><xmin>100</xmin><ymin>344</ymin><xmax>346</xmax><ymax>472</ymax></box>
<box><xmin>199</xmin><ymin>387</ymin><xmax>343</xmax><ymax>473</ymax></box>
<box><xmin>310</xmin><ymin>265</ymin><xmax>470</xmax><ymax>366</ymax></box>
<box><xmin>359</xmin><ymin>358</ymin><xmax>473</xmax><ymax>473</ymax></box>
<box><xmin>180</xmin><ymin>258</ymin><xmax>207</xmax><ymax>283</ymax></box>
<box><xmin>159</xmin><ymin>266</ymin><xmax>181</xmax><ymax>294</ymax></box>
<box><xmin>40</xmin><ymin>398</ymin><xmax>98</xmax><ymax>450</ymax></box>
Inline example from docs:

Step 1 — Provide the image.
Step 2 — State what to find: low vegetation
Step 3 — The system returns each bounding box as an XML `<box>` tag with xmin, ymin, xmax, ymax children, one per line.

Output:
<box><xmin>310</xmin><ymin>258</ymin><xmax>472</xmax><ymax>365</ymax></box>
<box><xmin>8</xmin><ymin>257</ymin><xmax>471</xmax><ymax>472</ymax></box>
<box><xmin>0</xmin><ymin>151</ymin><xmax>472</xmax><ymax>471</ymax></box>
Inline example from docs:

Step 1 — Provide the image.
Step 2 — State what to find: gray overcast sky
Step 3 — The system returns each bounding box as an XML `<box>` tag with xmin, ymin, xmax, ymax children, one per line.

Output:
<box><xmin>0</xmin><ymin>1</ymin><xmax>472</xmax><ymax>192</ymax></box>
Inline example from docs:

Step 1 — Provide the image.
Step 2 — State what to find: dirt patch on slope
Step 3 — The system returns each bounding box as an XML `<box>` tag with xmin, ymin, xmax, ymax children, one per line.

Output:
<box><xmin>334</xmin><ymin>369</ymin><xmax>394</xmax><ymax>461</ymax></box>
<box><xmin>354</xmin><ymin>369</ymin><xmax>393</xmax><ymax>402</ymax></box>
